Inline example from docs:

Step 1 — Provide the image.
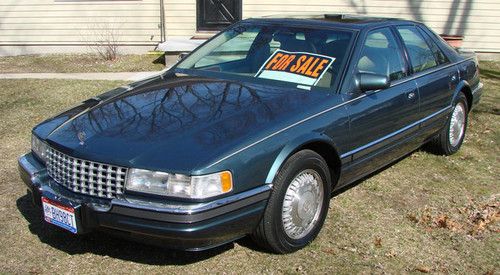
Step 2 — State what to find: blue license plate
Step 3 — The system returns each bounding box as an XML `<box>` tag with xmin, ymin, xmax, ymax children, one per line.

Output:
<box><xmin>42</xmin><ymin>197</ymin><xmax>77</xmax><ymax>234</ymax></box>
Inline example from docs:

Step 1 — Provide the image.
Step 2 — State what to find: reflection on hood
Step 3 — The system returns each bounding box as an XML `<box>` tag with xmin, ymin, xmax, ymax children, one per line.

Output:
<box><xmin>40</xmin><ymin>75</ymin><xmax>328</xmax><ymax>172</ymax></box>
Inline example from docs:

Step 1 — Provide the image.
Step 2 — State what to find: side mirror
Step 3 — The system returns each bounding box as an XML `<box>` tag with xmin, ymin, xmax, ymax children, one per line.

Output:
<box><xmin>356</xmin><ymin>73</ymin><xmax>390</xmax><ymax>92</ymax></box>
<box><xmin>177</xmin><ymin>52</ymin><xmax>189</xmax><ymax>61</ymax></box>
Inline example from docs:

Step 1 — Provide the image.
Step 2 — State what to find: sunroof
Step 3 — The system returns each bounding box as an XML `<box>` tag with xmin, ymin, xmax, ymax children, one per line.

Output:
<box><xmin>259</xmin><ymin>13</ymin><xmax>399</xmax><ymax>23</ymax></box>
<box><xmin>323</xmin><ymin>14</ymin><xmax>398</xmax><ymax>22</ymax></box>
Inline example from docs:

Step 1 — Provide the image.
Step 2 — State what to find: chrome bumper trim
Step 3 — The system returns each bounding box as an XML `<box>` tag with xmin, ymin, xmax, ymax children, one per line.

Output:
<box><xmin>472</xmin><ymin>82</ymin><xmax>483</xmax><ymax>95</ymax></box>
<box><xmin>18</xmin><ymin>153</ymin><xmax>46</xmax><ymax>185</ymax></box>
<box><xmin>19</xmin><ymin>152</ymin><xmax>271</xmax><ymax>216</ymax></box>
<box><xmin>113</xmin><ymin>184</ymin><xmax>272</xmax><ymax>215</ymax></box>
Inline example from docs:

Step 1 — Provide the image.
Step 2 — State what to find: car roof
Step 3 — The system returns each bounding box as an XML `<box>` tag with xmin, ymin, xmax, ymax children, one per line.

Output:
<box><xmin>245</xmin><ymin>14</ymin><xmax>418</xmax><ymax>30</ymax></box>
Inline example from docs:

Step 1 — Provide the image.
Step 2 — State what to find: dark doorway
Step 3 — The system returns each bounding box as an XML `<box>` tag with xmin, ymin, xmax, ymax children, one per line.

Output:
<box><xmin>196</xmin><ymin>0</ymin><xmax>242</xmax><ymax>31</ymax></box>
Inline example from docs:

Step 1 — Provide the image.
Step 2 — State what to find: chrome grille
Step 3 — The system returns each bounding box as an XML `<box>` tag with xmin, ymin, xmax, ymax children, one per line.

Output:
<box><xmin>46</xmin><ymin>147</ymin><xmax>127</xmax><ymax>199</ymax></box>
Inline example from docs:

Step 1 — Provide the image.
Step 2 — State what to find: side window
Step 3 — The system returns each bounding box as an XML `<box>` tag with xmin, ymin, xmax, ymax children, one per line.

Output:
<box><xmin>397</xmin><ymin>26</ymin><xmax>438</xmax><ymax>73</ymax></box>
<box><xmin>357</xmin><ymin>28</ymin><xmax>406</xmax><ymax>81</ymax></box>
<box><xmin>417</xmin><ymin>26</ymin><xmax>449</xmax><ymax>65</ymax></box>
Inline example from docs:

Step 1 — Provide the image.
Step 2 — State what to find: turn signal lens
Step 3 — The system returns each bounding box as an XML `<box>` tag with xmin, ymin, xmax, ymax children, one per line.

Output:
<box><xmin>220</xmin><ymin>171</ymin><xmax>233</xmax><ymax>193</ymax></box>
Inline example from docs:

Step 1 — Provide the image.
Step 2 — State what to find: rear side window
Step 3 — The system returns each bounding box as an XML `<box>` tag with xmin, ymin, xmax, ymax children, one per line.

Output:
<box><xmin>417</xmin><ymin>26</ymin><xmax>449</xmax><ymax>65</ymax></box>
<box><xmin>397</xmin><ymin>26</ymin><xmax>438</xmax><ymax>73</ymax></box>
<box><xmin>357</xmin><ymin>27</ymin><xmax>406</xmax><ymax>81</ymax></box>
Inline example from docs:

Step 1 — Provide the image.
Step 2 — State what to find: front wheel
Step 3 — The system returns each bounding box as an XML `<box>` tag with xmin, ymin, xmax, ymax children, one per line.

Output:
<box><xmin>427</xmin><ymin>92</ymin><xmax>469</xmax><ymax>155</ymax></box>
<box><xmin>251</xmin><ymin>150</ymin><xmax>332</xmax><ymax>254</ymax></box>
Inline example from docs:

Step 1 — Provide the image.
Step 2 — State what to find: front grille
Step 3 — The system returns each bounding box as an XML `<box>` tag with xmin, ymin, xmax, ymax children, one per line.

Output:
<box><xmin>46</xmin><ymin>147</ymin><xmax>127</xmax><ymax>199</ymax></box>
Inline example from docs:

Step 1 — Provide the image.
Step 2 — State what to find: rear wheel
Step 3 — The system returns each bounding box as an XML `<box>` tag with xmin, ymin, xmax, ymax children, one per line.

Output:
<box><xmin>252</xmin><ymin>150</ymin><xmax>331</xmax><ymax>254</ymax></box>
<box><xmin>427</xmin><ymin>92</ymin><xmax>469</xmax><ymax>155</ymax></box>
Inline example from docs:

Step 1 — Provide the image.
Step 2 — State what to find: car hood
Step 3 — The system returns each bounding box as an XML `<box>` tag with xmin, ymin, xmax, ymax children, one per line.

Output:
<box><xmin>36</xmin><ymin>73</ymin><xmax>332</xmax><ymax>173</ymax></box>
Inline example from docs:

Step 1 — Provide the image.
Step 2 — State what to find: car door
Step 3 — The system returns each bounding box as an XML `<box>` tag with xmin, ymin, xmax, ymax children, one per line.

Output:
<box><xmin>395</xmin><ymin>25</ymin><xmax>459</xmax><ymax>137</ymax></box>
<box><xmin>338</xmin><ymin>27</ymin><xmax>420</xmax><ymax>186</ymax></box>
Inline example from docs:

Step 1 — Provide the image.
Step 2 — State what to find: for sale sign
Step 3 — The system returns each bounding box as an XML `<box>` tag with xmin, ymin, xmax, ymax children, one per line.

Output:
<box><xmin>255</xmin><ymin>50</ymin><xmax>335</xmax><ymax>87</ymax></box>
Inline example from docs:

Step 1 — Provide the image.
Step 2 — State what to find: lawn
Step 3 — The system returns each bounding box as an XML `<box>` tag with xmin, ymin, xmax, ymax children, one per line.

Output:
<box><xmin>0</xmin><ymin>54</ymin><xmax>166</xmax><ymax>73</ymax></box>
<box><xmin>0</xmin><ymin>63</ymin><xmax>498</xmax><ymax>274</ymax></box>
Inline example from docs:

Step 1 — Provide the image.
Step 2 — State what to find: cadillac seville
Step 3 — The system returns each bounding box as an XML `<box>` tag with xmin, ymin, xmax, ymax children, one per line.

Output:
<box><xmin>19</xmin><ymin>14</ymin><xmax>483</xmax><ymax>253</ymax></box>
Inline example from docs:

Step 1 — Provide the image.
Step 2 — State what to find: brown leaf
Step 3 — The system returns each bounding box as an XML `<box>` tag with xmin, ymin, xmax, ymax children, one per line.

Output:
<box><xmin>421</xmin><ymin>213</ymin><xmax>432</xmax><ymax>224</ymax></box>
<box><xmin>435</xmin><ymin>214</ymin><xmax>449</xmax><ymax>228</ymax></box>
<box><xmin>322</xmin><ymin>248</ymin><xmax>335</xmax><ymax>255</ymax></box>
<box><xmin>415</xmin><ymin>266</ymin><xmax>431</xmax><ymax>273</ymax></box>
<box><xmin>434</xmin><ymin>214</ymin><xmax>461</xmax><ymax>231</ymax></box>
<box><xmin>374</xmin><ymin>237</ymin><xmax>382</xmax><ymax>248</ymax></box>
<box><xmin>407</xmin><ymin>213</ymin><xmax>419</xmax><ymax>223</ymax></box>
<box><xmin>385</xmin><ymin>251</ymin><xmax>396</xmax><ymax>258</ymax></box>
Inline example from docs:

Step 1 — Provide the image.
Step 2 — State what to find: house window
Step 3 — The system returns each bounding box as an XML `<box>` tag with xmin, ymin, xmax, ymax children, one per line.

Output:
<box><xmin>197</xmin><ymin>0</ymin><xmax>242</xmax><ymax>31</ymax></box>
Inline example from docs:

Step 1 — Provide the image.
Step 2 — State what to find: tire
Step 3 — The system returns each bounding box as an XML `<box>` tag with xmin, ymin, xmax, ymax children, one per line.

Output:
<box><xmin>251</xmin><ymin>149</ymin><xmax>332</xmax><ymax>254</ymax></box>
<box><xmin>427</xmin><ymin>92</ymin><xmax>469</xmax><ymax>155</ymax></box>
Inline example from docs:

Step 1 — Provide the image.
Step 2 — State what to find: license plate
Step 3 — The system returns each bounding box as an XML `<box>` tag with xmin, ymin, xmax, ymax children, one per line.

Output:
<box><xmin>42</xmin><ymin>197</ymin><xmax>77</xmax><ymax>234</ymax></box>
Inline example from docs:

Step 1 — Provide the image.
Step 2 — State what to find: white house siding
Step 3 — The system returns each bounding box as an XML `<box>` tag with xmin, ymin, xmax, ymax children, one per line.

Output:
<box><xmin>0</xmin><ymin>0</ymin><xmax>162</xmax><ymax>55</ymax></box>
<box><xmin>163</xmin><ymin>0</ymin><xmax>196</xmax><ymax>37</ymax></box>
<box><xmin>1</xmin><ymin>0</ymin><xmax>499</xmax><ymax>55</ymax></box>
<box><xmin>163</xmin><ymin>0</ymin><xmax>500</xmax><ymax>53</ymax></box>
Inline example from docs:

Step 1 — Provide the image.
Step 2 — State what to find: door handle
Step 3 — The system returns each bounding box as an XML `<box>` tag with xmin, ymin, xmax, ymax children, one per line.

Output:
<box><xmin>406</xmin><ymin>91</ymin><xmax>416</xmax><ymax>100</ymax></box>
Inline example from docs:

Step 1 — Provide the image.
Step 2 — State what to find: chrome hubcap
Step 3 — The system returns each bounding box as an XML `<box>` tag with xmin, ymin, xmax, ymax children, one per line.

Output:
<box><xmin>449</xmin><ymin>102</ymin><xmax>466</xmax><ymax>147</ymax></box>
<box><xmin>282</xmin><ymin>169</ymin><xmax>324</xmax><ymax>239</ymax></box>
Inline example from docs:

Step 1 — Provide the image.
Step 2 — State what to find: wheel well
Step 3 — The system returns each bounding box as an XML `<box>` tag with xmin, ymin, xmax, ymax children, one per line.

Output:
<box><xmin>296</xmin><ymin>141</ymin><xmax>341</xmax><ymax>187</ymax></box>
<box><xmin>460</xmin><ymin>86</ymin><xmax>473</xmax><ymax>112</ymax></box>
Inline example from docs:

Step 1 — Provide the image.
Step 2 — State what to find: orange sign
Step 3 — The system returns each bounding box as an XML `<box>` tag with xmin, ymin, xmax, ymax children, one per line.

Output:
<box><xmin>255</xmin><ymin>50</ymin><xmax>335</xmax><ymax>86</ymax></box>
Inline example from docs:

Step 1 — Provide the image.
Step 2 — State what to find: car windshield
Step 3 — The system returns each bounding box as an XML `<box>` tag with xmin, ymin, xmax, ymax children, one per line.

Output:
<box><xmin>176</xmin><ymin>23</ymin><xmax>355</xmax><ymax>90</ymax></box>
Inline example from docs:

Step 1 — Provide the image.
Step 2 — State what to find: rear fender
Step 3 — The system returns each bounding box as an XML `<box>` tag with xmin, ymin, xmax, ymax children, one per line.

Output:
<box><xmin>453</xmin><ymin>80</ymin><xmax>472</xmax><ymax>110</ymax></box>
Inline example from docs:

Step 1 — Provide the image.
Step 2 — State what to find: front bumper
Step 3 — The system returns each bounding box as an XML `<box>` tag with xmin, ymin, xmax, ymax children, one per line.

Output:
<box><xmin>18</xmin><ymin>153</ymin><xmax>270</xmax><ymax>251</ymax></box>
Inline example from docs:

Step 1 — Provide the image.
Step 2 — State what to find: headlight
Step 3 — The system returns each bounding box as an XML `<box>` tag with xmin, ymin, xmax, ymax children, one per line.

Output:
<box><xmin>31</xmin><ymin>134</ymin><xmax>49</xmax><ymax>163</ymax></box>
<box><xmin>125</xmin><ymin>169</ymin><xmax>233</xmax><ymax>199</ymax></box>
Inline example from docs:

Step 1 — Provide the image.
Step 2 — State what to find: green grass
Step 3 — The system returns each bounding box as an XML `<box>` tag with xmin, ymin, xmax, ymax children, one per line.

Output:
<box><xmin>0</xmin><ymin>54</ymin><xmax>166</xmax><ymax>73</ymax></box>
<box><xmin>0</xmin><ymin>62</ymin><xmax>498</xmax><ymax>274</ymax></box>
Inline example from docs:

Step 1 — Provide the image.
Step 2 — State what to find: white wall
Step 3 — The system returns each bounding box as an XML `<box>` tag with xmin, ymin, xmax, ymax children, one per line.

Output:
<box><xmin>1</xmin><ymin>0</ymin><xmax>499</xmax><ymax>55</ymax></box>
<box><xmin>0</xmin><ymin>0</ymin><xmax>162</xmax><ymax>55</ymax></box>
<box><xmin>163</xmin><ymin>0</ymin><xmax>500</xmax><ymax>52</ymax></box>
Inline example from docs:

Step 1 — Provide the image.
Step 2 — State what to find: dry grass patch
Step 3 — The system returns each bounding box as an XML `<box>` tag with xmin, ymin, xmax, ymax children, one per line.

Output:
<box><xmin>0</xmin><ymin>54</ymin><xmax>165</xmax><ymax>73</ymax></box>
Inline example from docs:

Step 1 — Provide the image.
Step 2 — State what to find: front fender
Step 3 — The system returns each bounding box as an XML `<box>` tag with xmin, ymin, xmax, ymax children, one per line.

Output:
<box><xmin>264</xmin><ymin>132</ymin><xmax>339</xmax><ymax>184</ymax></box>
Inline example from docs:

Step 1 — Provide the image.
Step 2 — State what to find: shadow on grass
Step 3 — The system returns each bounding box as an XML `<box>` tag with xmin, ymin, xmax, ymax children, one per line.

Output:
<box><xmin>479</xmin><ymin>68</ymin><xmax>500</xmax><ymax>81</ymax></box>
<box><xmin>331</xmin><ymin>148</ymin><xmax>423</xmax><ymax>197</ymax></box>
<box><xmin>472</xmin><ymin>105</ymin><xmax>500</xmax><ymax>116</ymax></box>
<box><xmin>14</xmin><ymin>149</ymin><xmax>429</xmax><ymax>262</ymax></box>
<box><xmin>14</xmin><ymin>146</ymin><xmax>451</xmax><ymax>262</ymax></box>
<box><xmin>152</xmin><ymin>54</ymin><xmax>166</xmax><ymax>65</ymax></box>
<box><xmin>471</xmin><ymin>79</ymin><xmax>499</xmax><ymax>116</ymax></box>
<box><xmin>16</xmin><ymin>194</ymin><xmax>232</xmax><ymax>265</ymax></box>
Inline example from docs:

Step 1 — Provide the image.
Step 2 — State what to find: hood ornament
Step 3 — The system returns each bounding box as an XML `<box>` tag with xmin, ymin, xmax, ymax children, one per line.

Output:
<box><xmin>77</xmin><ymin>131</ymin><xmax>86</xmax><ymax>145</ymax></box>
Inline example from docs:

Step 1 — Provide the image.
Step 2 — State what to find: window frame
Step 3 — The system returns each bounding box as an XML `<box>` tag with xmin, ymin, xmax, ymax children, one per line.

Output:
<box><xmin>418</xmin><ymin>25</ymin><xmax>459</xmax><ymax>62</ymax></box>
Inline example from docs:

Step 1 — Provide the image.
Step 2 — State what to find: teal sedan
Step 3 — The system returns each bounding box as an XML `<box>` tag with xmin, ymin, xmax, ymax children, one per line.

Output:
<box><xmin>19</xmin><ymin>14</ymin><xmax>482</xmax><ymax>253</ymax></box>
